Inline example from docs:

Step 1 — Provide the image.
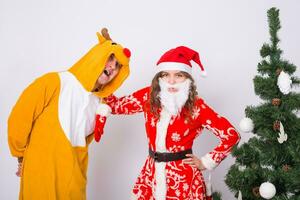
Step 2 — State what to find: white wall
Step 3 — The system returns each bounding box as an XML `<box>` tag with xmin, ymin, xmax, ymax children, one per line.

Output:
<box><xmin>1</xmin><ymin>0</ymin><xmax>299</xmax><ymax>199</ymax></box>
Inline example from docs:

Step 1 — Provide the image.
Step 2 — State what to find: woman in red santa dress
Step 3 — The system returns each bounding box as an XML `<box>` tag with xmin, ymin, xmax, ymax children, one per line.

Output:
<box><xmin>102</xmin><ymin>46</ymin><xmax>240</xmax><ymax>200</ymax></box>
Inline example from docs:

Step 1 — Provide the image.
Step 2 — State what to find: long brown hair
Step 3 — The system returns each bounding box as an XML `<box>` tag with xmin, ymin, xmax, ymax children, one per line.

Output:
<box><xmin>149</xmin><ymin>71</ymin><xmax>198</xmax><ymax>120</ymax></box>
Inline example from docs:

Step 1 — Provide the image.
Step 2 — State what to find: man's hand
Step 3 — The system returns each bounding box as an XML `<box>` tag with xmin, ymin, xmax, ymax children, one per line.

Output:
<box><xmin>183</xmin><ymin>154</ymin><xmax>206</xmax><ymax>170</ymax></box>
<box><xmin>16</xmin><ymin>157</ymin><xmax>23</xmax><ymax>177</ymax></box>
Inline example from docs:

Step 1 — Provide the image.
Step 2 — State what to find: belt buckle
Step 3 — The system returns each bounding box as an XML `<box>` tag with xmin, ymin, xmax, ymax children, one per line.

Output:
<box><xmin>154</xmin><ymin>152</ymin><xmax>159</xmax><ymax>162</ymax></box>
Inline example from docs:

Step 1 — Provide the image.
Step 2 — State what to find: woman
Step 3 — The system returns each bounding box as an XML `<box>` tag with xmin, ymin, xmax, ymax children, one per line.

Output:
<box><xmin>103</xmin><ymin>46</ymin><xmax>240</xmax><ymax>200</ymax></box>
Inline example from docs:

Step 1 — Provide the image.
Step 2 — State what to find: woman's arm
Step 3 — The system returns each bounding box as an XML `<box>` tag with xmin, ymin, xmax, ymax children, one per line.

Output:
<box><xmin>104</xmin><ymin>87</ymin><xmax>150</xmax><ymax>115</ymax></box>
<box><xmin>196</xmin><ymin>99</ymin><xmax>241</xmax><ymax>170</ymax></box>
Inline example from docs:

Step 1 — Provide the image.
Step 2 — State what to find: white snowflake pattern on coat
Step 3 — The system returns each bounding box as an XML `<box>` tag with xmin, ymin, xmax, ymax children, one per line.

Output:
<box><xmin>171</xmin><ymin>132</ymin><xmax>181</xmax><ymax>142</ymax></box>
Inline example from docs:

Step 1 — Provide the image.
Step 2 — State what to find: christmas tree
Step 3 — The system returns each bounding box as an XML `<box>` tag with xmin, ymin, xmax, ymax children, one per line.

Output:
<box><xmin>225</xmin><ymin>7</ymin><xmax>300</xmax><ymax>200</ymax></box>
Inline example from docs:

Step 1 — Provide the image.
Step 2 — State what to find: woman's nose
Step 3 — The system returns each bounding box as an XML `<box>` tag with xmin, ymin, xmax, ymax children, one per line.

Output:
<box><xmin>168</xmin><ymin>77</ymin><xmax>176</xmax><ymax>84</ymax></box>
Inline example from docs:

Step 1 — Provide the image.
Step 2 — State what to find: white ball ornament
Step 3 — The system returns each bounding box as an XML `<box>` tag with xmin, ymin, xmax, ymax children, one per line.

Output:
<box><xmin>259</xmin><ymin>182</ymin><xmax>276</xmax><ymax>199</ymax></box>
<box><xmin>239</xmin><ymin>117</ymin><xmax>254</xmax><ymax>133</ymax></box>
<box><xmin>277</xmin><ymin>71</ymin><xmax>292</xmax><ymax>95</ymax></box>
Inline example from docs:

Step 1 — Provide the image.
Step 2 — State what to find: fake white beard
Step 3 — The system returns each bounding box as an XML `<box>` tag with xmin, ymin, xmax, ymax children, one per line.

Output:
<box><xmin>158</xmin><ymin>78</ymin><xmax>191</xmax><ymax>116</ymax></box>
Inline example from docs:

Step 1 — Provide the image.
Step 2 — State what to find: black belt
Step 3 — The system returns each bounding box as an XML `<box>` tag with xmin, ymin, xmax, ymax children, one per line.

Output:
<box><xmin>149</xmin><ymin>148</ymin><xmax>192</xmax><ymax>162</ymax></box>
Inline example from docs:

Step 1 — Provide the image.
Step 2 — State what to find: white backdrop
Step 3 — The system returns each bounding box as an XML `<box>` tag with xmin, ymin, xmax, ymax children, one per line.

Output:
<box><xmin>1</xmin><ymin>0</ymin><xmax>299</xmax><ymax>199</ymax></box>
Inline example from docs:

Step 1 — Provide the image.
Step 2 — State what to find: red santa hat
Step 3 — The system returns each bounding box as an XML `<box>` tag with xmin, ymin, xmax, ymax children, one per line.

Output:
<box><xmin>156</xmin><ymin>46</ymin><xmax>206</xmax><ymax>76</ymax></box>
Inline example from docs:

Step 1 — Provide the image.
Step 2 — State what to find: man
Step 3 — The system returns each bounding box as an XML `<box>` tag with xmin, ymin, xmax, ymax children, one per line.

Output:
<box><xmin>7</xmin><ymin>28</ymin><xmax>131</xmax><ymax>200</ymax></box>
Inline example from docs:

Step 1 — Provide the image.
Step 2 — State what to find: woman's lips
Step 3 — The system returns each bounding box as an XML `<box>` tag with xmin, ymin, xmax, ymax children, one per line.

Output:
<box><xmin>168</xmin><ymin>87</ymin><xmax>178</xmax><ymax>93</ymax></box>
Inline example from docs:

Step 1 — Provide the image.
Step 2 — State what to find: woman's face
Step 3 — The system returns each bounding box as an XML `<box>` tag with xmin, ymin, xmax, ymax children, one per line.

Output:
<box><xmin>160</xmin><ymin>70</ymin><xmax>187</xmax><ymax>93</ymax></box>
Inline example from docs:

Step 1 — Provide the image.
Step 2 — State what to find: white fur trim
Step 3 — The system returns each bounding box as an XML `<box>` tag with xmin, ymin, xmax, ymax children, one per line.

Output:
<box><xmin>156</xmin><ymin>109</ymin><xmax>171</xmax><ymax>151</ymax></box>
<box><xmin>201</xmin><ymin>153</ymin><xmax>218</xmax><ymax>170</ymax></box>
<box><xmin>154</xmin><ymin>162</ymin><xmax>167</xmax><ymax>200</ymax></box>
<box><xmin>154</xmin><ymin>109</ymin><xmax>171</xmax><ymax>200</ymax></box>
<box><xmin>96</xmin><ymin>103</ymin><xmax>112</xmax><ymax>116</ymax></box>
<box><xmin>156</xmin><ymin>62</ymin><xmax>192</xmax><ymax>74</ymax></box>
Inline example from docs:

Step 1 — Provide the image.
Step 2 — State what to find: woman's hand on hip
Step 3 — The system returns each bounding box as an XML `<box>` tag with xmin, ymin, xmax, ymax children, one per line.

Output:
<box><xmin>183</xmin><ymin>154</ymin><xmax>206</xmax><ymax>170</ymax></box>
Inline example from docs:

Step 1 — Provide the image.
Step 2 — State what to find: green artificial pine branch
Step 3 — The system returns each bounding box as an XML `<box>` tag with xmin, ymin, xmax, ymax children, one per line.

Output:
<box><xmin>225</xmin><ymin>7</ymin><xmax>300</xmax><ymax>199</ymax></box>
<box><xmin>212</xmin><ymin>192</ymin><xmax>222</xmax><ymax>200</ymax></box>
<box><xmin>268</xmin><ymin>8</ymin><xmax>281</xmax><ymax>49</ymax></box>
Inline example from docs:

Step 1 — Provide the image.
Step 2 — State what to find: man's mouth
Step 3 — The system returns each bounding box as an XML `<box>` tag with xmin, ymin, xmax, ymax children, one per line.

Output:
<box><xmin>104</xmin><ymin>69</ymin><xmax>111</xmax><ymax>77</ymax></box>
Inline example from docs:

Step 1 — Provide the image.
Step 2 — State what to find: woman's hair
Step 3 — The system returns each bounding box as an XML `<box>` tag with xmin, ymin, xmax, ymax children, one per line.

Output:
<box><xmin>149</xmin><ymin>71</ymin><xmax>198</xmax><ymax>120</ymax></box>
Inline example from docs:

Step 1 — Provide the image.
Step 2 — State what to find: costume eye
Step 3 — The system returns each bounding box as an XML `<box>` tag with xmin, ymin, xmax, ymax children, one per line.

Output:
<box><xmin>112</xmin><ymin>42</ymin><xmax>117</xmax><ymax>45</ymax></box>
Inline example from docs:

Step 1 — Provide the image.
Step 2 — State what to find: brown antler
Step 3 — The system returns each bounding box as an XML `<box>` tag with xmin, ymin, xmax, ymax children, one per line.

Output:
<box><xmin>101</xmin><ymin>28</ymin><xmax>112</xmax><ymax>41</ymax></box>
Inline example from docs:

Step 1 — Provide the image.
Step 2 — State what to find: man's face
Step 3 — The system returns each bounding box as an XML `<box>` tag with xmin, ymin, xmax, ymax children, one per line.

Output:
<box><xmin>97</xmin><ymin>54</ymin><xmax>121</xmax><ymax>85</ymax></box>
<box><xmin>160</xmin><ymin>70</ymin><xmax>187</xmax><ymax>93</ymax></box>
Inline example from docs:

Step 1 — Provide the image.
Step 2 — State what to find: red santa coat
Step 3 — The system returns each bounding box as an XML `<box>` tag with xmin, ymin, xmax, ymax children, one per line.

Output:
<box><xmin>105</xmin><ymin>87</ymin><xmax>240</xmax><ymax>200</ymax></box>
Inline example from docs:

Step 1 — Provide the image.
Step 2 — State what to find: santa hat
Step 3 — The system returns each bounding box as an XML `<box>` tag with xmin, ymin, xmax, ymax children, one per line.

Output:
<box><xmin>156</xmin><ymin>46</ymin><xmax>206</xmax><ymax>76</ymax></box>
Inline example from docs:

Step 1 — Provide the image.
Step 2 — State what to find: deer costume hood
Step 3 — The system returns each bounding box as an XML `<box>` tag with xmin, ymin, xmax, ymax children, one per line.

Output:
<box><xmin>69</xmin><ymin>28</ymin><xmax>131</xmax><ymax>97</ymax></box>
